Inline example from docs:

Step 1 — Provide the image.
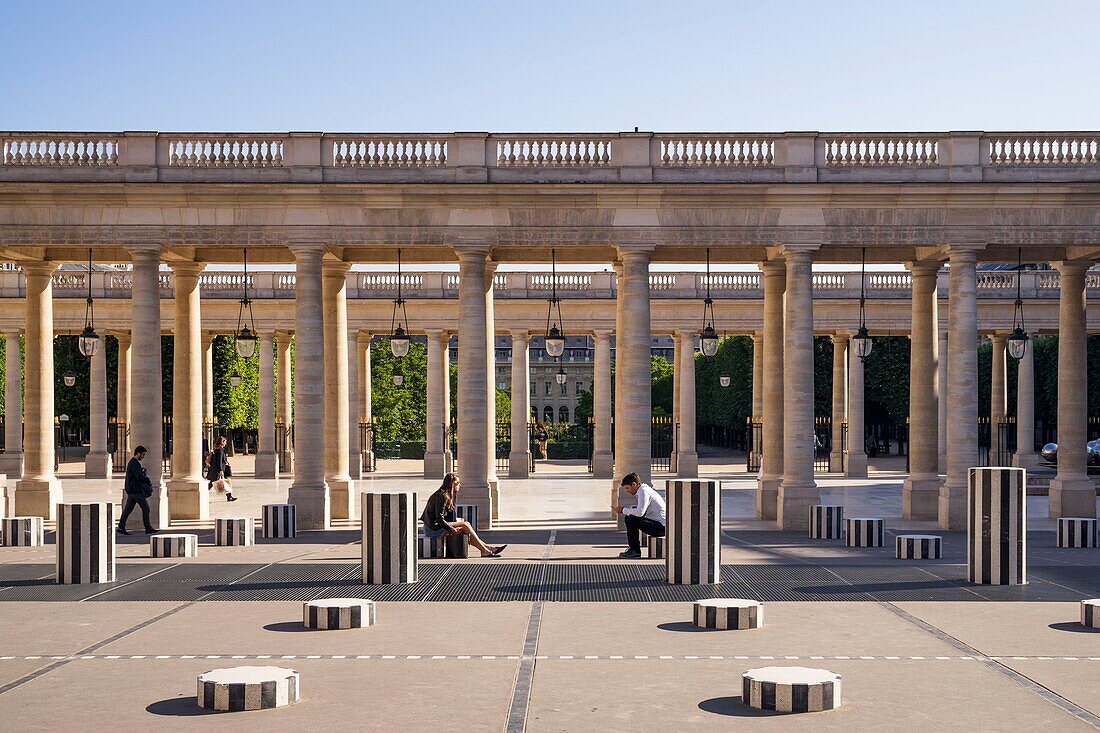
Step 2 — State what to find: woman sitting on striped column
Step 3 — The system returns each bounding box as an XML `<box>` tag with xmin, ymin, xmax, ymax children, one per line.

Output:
<box><xmin>420</xmin><ymin>473</ymin><xmax>506</xmax><ymax>558</ymax></box>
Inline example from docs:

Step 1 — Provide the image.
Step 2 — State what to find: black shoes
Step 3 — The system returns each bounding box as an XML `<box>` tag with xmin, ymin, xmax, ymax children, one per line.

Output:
<box><xmin>618</xmin><ymin>549</ymin><xmax>642</xmax><ymax>559</ymax></box>
<box><xmin>226</xmin><ymin>495</ymin><xmax>238</xmax><ymax>502</ymax></box>
<box><xmin>116</xmin><ymin>526</ymin><xmax>130</xmax><ymax>536</ymax></box>
<box><xmin>144</xmin><ymin>527</ymin><xmax>156</xmax><ymax>534</ymax></box>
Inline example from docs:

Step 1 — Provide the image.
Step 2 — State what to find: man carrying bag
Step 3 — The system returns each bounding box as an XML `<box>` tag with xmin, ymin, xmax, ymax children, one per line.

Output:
<box><xmin>117</xmin><ymin>445</ymin><xmax>156</xmax><ymax>535</ymax></box>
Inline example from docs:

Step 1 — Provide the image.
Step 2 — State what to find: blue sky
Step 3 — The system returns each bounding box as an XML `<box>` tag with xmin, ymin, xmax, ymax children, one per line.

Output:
<box><xmin>3</xmin><ymin>0</ymin><xmax>1098</xmax><ymax>132</ymax></box>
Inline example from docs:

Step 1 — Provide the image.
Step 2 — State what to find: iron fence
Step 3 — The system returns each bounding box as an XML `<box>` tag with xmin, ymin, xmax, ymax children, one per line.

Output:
<box><xmin>746</xmin><ymin>420</ymin><xmax>762</xmax><ymax>473</ymax></box>
<box><xmin>109</xmin><ymin>419</ymin><xmax>128</xmax><ymax>472</ymax></box>
<box><xmin>651</xmin><ymin>416</ymin><xmax>674</xmax><ymax>472</ymax></box>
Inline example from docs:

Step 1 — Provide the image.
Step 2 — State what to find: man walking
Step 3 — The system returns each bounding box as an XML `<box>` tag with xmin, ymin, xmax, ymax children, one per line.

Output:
<box><xmin>612</xmin><ymin>472</ymin><xmax>666</xmax><ymax>558</ymax></box>
<box><xmin>117</xmin><ymin>445</ymin><xmax>156</xmax><ymax>535</ymax></box>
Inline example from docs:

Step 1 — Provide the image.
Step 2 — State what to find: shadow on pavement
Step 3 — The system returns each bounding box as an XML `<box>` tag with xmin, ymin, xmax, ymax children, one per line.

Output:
<box><xmin>146</xmin><ymin>697</ymin><xmax>218</xmax><ymax>717</ymax></box>
<box><xmin>1048</xmin><ymin>621</ymin><xmax>1100</xmax><ymax>634</ymax></box>
<box><xmin>698</xmin><ymin>696</ymin><xmax>779</xmax><ymax>717</ymax></box>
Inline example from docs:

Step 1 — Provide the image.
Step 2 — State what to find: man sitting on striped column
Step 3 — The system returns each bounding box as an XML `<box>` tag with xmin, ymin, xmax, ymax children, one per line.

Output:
<box><xmin>612</xmin><ymin>472</ymin><xmax>666</xmax><ymax>559</ymax></box>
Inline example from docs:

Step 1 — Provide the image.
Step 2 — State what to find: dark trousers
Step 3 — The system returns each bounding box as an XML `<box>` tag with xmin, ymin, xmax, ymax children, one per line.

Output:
<box><xmin>625</xmin><ymin>514</ymin><xmax>665</xmax><ymax>552</ymax></box>
<box><xmin>119</xmin><ymin>494</ymin><xmax>152</xmax><ymax>530</ymax></box>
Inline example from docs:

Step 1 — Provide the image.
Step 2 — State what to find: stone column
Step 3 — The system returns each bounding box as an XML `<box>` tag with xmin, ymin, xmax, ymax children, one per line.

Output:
<box><xmin>201</xmin><ymin>333</ymin><xmax>214</xmax><ymax>426</ymax></box>
<box><xmin>903</xmin><ymin>262</ymin><xmax>940</xmax><ymax>519</ymax></box>
<box><xmin>346</xmin><ymin>328</ymin><xmax>361</xmax><ymax>480</ymax></box>
<box><xmin>1050</xmin><ymin>261</ymin><xmax>1094</xmax><ymax>518</ymax></box>
<box><xmin>937</xmin><ymin>329</ymin><xmax>948</xmax><ymax>474</ymax></box>
<box><xmin>424</xmin><ymin>330</ymin><xmax>449</xmax><ymax>478</ymax></box>
<box><xmin>288</xmin><ymin>242</ymin><xmax>330</xmax><ymax>530</ymax></box>
<box><xmin>829</xmin><ymin>333</ymin><xmax>848</xmax><ymax>472</ymax></box>
<box><xmin>254</xmin><ymin>332</ymin><xmax>278</xmax><ymax>478</ymax></box>
<box><xmin>592</xmin><ymin>329</ymin><xmax>614</xmax><ymax>478</ymax></box>
<box><xmin>127</xmin><ymin>247</ymin><xmax>167</xmax><ymax>528</ymax></box>
<box><xmin>166</xmin><ymin>263</ymin><xmax>205</xmax><ymax>517</ymax></box>
<box><xmin>670</xmin><ymin>333</ymin><xmax>681</xmax><ymax>474</ymax></box>
<box><xmin>276</xmin><ymin>331</ymin><xmax>294</xmax><ymax>474</ymax></box>
<box><xmin>456</xmin><ymin>246</ymin><xmax>492</xmax><ymax>526</ymax></box>
<box><xmin>441</xmin><ymin>334</ymin><xmax>453</xmax><ymax>473</ymax></box>
<box><xmin>485</xmin><ymin>262</ymin><xmax>499</xmax><ymax>514</ymax></box>
<box><xmin>322</xmin><ymin>260</ymin><xmax>354</xmax><ymax>520</ymax></box>
<box><xmin>358</xmin><ymin>331</ymin><xmax>374</xmax><ymax>470</ymax></box>
<box><xmin>508</xmin><ymin>331</ymin><xmax>531</xmax><ymax>478</ymax></box>
<box><xmin>778</xmin><ymin>248</ymin><xmax>819</xmax><ymax>530</ymax></box>
<box><xmin>757</xmin><ymin>260</ymin><xmax>785</xmax><ymax>520</ymax></box>
<box><xmin>612</xmin><ymin>262</ymin><xmax>625</xmax><ymax>521</ymax></box>
<box><xmin>676</xmin><ymin>330</ymin><xmax>698</xmax><ymax>478</ymax></box>
<box><xmin>84</xmin><ymin>336</ymin><xmax>111</xmax><ymax>478</ymax></box>
<box><xmin>1014</xmin><ymin>332</ymin><xmax>1039</xmax><ymax>469</ymax></box>
<box><xmin>990</xmin><ymin>332</ymin><xmax>1007</xmax><ymax>426</ymax></box>
<box><xmin>846</xmin><ymin>338</ymin><xmax>867</xmax><ymax>478</ymax></box>
<box><xmin>940</xmin><ymin>248</ymin><xmax>979</xmax><ymax>529</ymax></box>
<box><xmin>751</xmin><ymin>332</ymin><xmax>763</xmax><ymax>419</ymax></box>
<box><xmin>0</xmin><ymin>329</ymin><xmax>23</xmax><ymax>478</ymax></box>
<box><xmin>614</xmin><ymin>248</ymin><xmax>653</xmax><ymax>508</ymax></box>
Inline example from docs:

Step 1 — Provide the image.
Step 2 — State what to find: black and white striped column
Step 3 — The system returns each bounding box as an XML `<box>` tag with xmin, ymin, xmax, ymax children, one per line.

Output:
<box><xmin>1057</xmin><ymin>518</ymin><xmax>1097</xmax><ymax>548</ymax></box>
<box><xmin>361</xmin><ymin>492</ymin><xmax>417</xmax><ymax>584</ymax></box>
<box><xmin>262</xmin><ymin>504</ymin><xmax>297</xmax><ymax>539</ymax></box>
<box><xmin>445</xmin><ymin>533</ymin><xmax>469</xmax><ymax>558</ymax></box>
<box><xmin>693</xmin><ymin>598</ymin><xmax>763</xmax><ymax>630</ymax></box>
<box><xmin>151</xmin><ymin>533</ymin><xmax>198</xmax><ymax>558</ymax></box>
<box><xmin>1082</xmin><ymin>599</ymin><xmax>1100</xmax><ymax>629</ymax></box>
<box><xmin>895</xmin><ymin>534</ymin><xmax>942</xmax><ymax>560</ymax></box>
<box><xmin>968</xmin><ymin>467</ymin><xmax>1026</xmax><ymax>585</ymax></box>
<box><xmin>2</xmin><ymin>517</ymin><xmax>44</xmax><ymax>546</ymax></box>
<box><xmin>56</xmin><ymin>502</ymin><xmax>115</xmax><ymax>585</ymax></box>
<box><xmin>302</xmin><ymin>598</ymin><xmax>376</xmax><ymax>630</ymax></box>
<box><xmin>808</xmin><ymin>505</ymin><xmax>843</xmax><ymax>539</ymax></box>
<box><xmin>455</xmin><ymin>503</ymin><xmax>478</xmax><ymax>528</ymax></box>
<box><xmin>742</xmin><ymin>667</ymin><xmax>842</xmax><ymax>713</ymax></box>
<box><xmin>645</xmin><ymin>534</ymin><xmax>666</xmax><ymax>559</ymax></box>
<box><xmin>215</xmin><ymin>518</ymin><xmax>256</xmax><ymax>547</ymax></box>
<box><xmin>419</xmin><ymin>535</ymin><xmax>447</xmax><ymax>559</ymax></box>
<box><xmin>665</xmin><ymin>480</ymin><xmax>720</xmax><ymax>585</ymax></box>
<box><xmin>844</xmin><ymin>518</ymin><xmax>884</xmax><ymax>547</ymax></box>
<box><xmin>196</xmin><ymin>666</ymin><xmax>300</xmax><ymax>711</ymax></box>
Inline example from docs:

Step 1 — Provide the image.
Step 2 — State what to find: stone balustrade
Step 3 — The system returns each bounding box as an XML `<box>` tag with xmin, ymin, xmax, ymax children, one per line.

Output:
<box><xmin>3</xmin><ymin>130</ymin><xmax>1099</xmax><ymax>183</ymax></box>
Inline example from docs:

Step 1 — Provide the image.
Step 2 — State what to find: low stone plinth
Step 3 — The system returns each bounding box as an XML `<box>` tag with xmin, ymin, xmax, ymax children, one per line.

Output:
<box><xmin>362</xmin><ymin>492</ymin><xmax>417</xmax><ymax>584</ymax></box>
<box><xmin>455</xmin><ymin>504</ymin><xmax>478</xmax><ymax>529</ymax></box>
<box><xmin>968</xmin><ymin>467</ymin><xmax>1025</xmax><ymax>585</ymax></box>
<box><xmin>694</xmin><ymin>598</ymin><xmax>763</xmax><ymax>630</ymax></box>
<box><xmin>57</xmin><ymin>502</ymin><xmax>115</xmax><ymax>585</ymax></box>
<box><xmin>808</xmin><ymin>505</ymin><xmax>843</xmax><ymax>540</ymax></box>
<box><xmin>742</xmin><ymin>666</ymin><xmax>842</xmax><ymax>713</ymax></box>
<box><xmin>645</xmin><ymin>534</ymin><xmax>666</xmax><ymax>559</ymax></box>
<box><xmin>2</xmin><ymin>516</ymin><xmax>44</xmax><ymax>546</ymax></box>
<box><xmin>262</xmin><ymin>504</ymin><xmax>296</xmax><ymax>539</ymax></box>
<box><xmin>1082</xmin><ymin>599</ymin><xmax>1100</xmax><ymax>628</ymax></box>
<box><xmin>215</xmin><ymin>518</ymin><xmax>255</xmax><ymax>547</ymax></box>
<box><xmin>844</xmin><ymin>518</ymin><xmax>884</xmax><ymax>547</ymax></box>
<box><xmin>1058</xmin><ymin>518</ymin><xmax>1097</xmax><ymax>548</ymax></box>
<box><xmin>197</xmin><ymin>666</ymin><xmax>300</xmax><ymax>712</ymax></box>
<box><xmin>302</xmin><ymin>598</ymin><xmax>376</xmax><ymax>630</ymax></box>
<box><xmin>151</xmin><ymin>533</ymin><xmax>198</xmax><ymax>558</ymax></box>
<box><xmin>895</xmin><ymin>534</ymin><xmax>942</xmax><ymax>560</ymax></box>
<box><xmin>419</xmin><ymin>533</ymin><xmax>469</xmax><ymax>559</ymax></box>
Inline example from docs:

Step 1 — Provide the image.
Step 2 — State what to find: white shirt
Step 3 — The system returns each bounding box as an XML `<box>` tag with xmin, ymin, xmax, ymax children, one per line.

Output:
<box><xmin>622</xmin><ymin>483</ymin><xmax>666</xmax><ymax>525</ymax></box>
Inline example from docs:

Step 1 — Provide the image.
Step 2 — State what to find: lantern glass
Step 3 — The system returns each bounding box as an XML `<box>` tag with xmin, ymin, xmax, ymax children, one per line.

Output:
<box><xmin>853</xmin><ymin>328</ymin><xmax>873</xmax><ymax>359</ymax></box>
<box><xmin>719</xmin><ymin>374</ymin><xmax>731</xmax><ymax>388</ymax></box>
<box><xmin>555</xmin><ymin>368</ymin><xmax>567</xmax><ymax>385</ymax></box>
<box><xmin>235</xmin><ymin>329</ymin><xmax>256</xmax><ymax>358</ymax></box>
<box><xmin>1007</xmin><ymin>329</ymin><xmax>1028</xmax><ymax>361</ymax></box>
<box><xmin>545</xmin><ymin>326</ymin><xmax>565</xmax><ymax>358</ymax></box>
<box><xmin>390</xmin><ymin>327</ymin><xmax>410</xmax><ymax>358</ymax></box>
<box><xmin>63</xmin><ymin>372</ymin><xmax>76</xmax><ymax>388</ymax></box>
<box><xmin>392</xmin><ymin>369</ymin><xmax>405</xmax><ymax>387</ymax></box>
<box><xmin>700</xmin><ymin>325</ymin><xmax>718</xmax><ymax>357</ymax></box>
<box><xmin>229</xmin><ymin>371</ymin><xmax>242</xmax><ymax>388</ymax></box>
<box><xmin>78</xmin><ymin>327</ymin><xmax>100</xmax><ymax>357</ymax></box>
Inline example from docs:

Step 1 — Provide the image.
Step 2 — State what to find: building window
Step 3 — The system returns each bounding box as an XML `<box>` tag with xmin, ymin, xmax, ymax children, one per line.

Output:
<box><xmin>545</xmin><ymin>382</ymin><xmax>551</xmax><ymax>396</ymax></box>
<box><xmin>559</xmin><ymin>406</ymin><xmax>570</xmax><ymax>424</ymax></box>
<box><xmin>530</xmin><ymin>382</ymin><xmax>536</xmax><ymax>397</ymax></box>
<box><xmin>543</xmin><ymin>406</ymin><xmax>554</xmax><ymax>423</ymax></box>
<box><xmin>560</xmin><ymin>380</ymin><xmax>567</xmax><ymax>397</ymax></box>
<box><xmin>531</xmin><ymin>406</ymin><xmax>538</xmax><ymax>420</ymax></box>
<box><xmin>576</xmin><ymin>382</ymin><xmax>584</xmax><ymax>396</ymax></box>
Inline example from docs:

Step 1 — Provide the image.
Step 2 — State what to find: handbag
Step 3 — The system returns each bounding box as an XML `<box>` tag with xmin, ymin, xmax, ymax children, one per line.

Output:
<box><xmin>224</xmin><ymin>461</ymin><xmax>233</xmax><ymax>478</ymax></box>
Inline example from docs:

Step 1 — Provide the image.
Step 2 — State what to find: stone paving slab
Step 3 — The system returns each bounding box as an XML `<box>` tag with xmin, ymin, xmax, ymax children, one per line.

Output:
<box><xmin>0</xmin><ymin>601</ymin><xmax>182</xmax><ymax>655</ymax></box>
<box><xmin>999</xmin><ymin>659</ymin><xmax>1100</xmax><ymax>719</ymax></box>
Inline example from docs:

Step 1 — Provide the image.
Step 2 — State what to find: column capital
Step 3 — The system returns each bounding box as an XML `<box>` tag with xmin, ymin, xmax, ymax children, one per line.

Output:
<box><xmin>425</xmin><ymin>329</ymin><xmax>447</xmax><ymax>343</ymax></box>
<box><xmin>757</xmin><ymin>259</ymin><xmax>786</xmax><ymax>276</ymax></box>
<box><xmin>321</xmin><ymin>258</ymin><xmax>352</xmax><ymax>277</ymax></box>
<box><xmin>20</xmin><ymin>261</ymin><xmax>57</xmax><ymax>278</ymax></box>
<box><xmin>834</xmin><ymin>331</ymin><xmax>850</xmax><ymax>342</ymax></box>
<box><xmin>201</xmin><ymin>331</ymin><xmax>215</xmax><ymax>346</ymax></box>
<box><xmin>614</xmin><ymin>245</ymin><xmax>654</xmax><ymax>264</ymax></box>
<box><xmin>287</xmin><ymin>240</ymin><xmax>328</xmax><ymax>257</ymax></box>
<box><xmin>127</xmin><ymin>244</ymin><xmax>162</xmax><ymax>262</ymax></box>
<box><xmin>452</xmin><ymin>243</ymin><xmax>493</xmax><ymax>261</ymax></box>
<box><xmin>509</xmin><ymin>330</ymin><xmax>529</xmax><ymax>342</ymax></box>
<box><xmin>113</xmin><ymin>331</ymin><xmax>131</xmax><ymax>346</ymax></box>
<box><xmin>1</xmin><ymin>327</ymin><xmax>21</xmax><ymax>337</ymax></box>
<box><xmin>945</xmin><ymin>244</ymin><xmax>982</xmax><ymax>262</ymax></box>
<box><xmin>591</xmin><ymin>328</ymin><xmax>613</xmax><ymax>339</ymax></box>
<box><xmin>905</xmin><ymin>260</ymin><xmax>942</xmax><ymax>276</ymax></box>
<box><xmin>1055</xmin><ymin>259</ymin><xmax>1093</xmax><ymax>275</ymax></box>
<box><xmin>780</xmin><ymin>244</ymin><xmax>818</xmax><ymax>262</ymax></box>
<box><xmin>170</xmin><ymin>261</ymin><xmax>205</xmax><ymax>277</ymax></box>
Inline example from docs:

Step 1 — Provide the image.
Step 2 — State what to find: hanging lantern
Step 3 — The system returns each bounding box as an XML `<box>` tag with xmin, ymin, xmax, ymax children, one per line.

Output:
<box><xmin>699</xmin><ymin>248</ymin><xmax>719</xmax><ymax>357</ymax></box>
<box><xmin>719</xmin><ymin>373</ymin><xmax>731</xmax><ymax>388</ymax></box>
<box><xmin>229</xmin><ymin>370</ymin><xmax>242</xmax><ymax>388</ymax></box>
<box><xmin>63</xmin><ymin>371</ymin><xmax>76</xmax><ymax>388</ymax></box>
<box><xmin>392</xmin><ymin>364</ymin><xmax>405</xmax><ymax>387</ymax></box>
<box><xmin>77</xmin><ymin>247</ymin><xmax>100</xmax><ymax>357</ymax></box>
<box><xmin>1007</xmin><ymin>247</ymin><xmax>1029</xmax><ymax>361</ymax></box>
<box><xmin>544</xmin><ymin>249</ymin><xmax>566</xmax><ymax>358</ymax></box>
<box><xmin>390</xmin><ymin>248</ymin><xmax>411</xmax><ymax>358</ymax></box>
<box><xmin>555</xmin><ymin>362</ymin><xmax>567</xmax><ymax>385</ymax></box>
<box><xmin>853</xmin><ymin>246</ymin><xmax>873</xmax><ymax>360</ymax></box>
<box><xmin>235</xmin><ymin>248</ymin><xmax>257</xmax><ymax>358</ymax></box>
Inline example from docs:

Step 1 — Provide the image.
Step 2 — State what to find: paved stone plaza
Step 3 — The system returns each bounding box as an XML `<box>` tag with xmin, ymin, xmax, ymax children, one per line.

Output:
<box><xmin>0</xmin><ymin>464</ymin><xmax>1098</xmax><ymax>731</ymax></box>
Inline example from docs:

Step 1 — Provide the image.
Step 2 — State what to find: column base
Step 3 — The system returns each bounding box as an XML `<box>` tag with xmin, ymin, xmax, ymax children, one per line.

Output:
<box><xmin>0</xmin><ymin>474</ymin><xmax>6</xmax><ymax>517</ymax></box>
<box><xmin>360</xmin><ymin>450</ymin><xmax>375</xmax><ymax>473</ymax></box>
<box><xmin>280</xmin><ymin>452</ymin><xmax>295</xmax><ymax>474</ymax></box>
<box><xmin>489</xmin><ymin>479</ymin><xmax>500</xmax><ymax>522</ymax></box>
<box><xmin>254</xmin><ymin>452</ymin><xmax>279</xmax><ymax>479</ymax></box>
<box><xmin>1049</xmin><ymin>476</ymin><xmax>1097</xmax><ymax>518</ymax></box>
<box><xmin>776</xmin><ymin>479</ymin><xmax>819</xmax><ymax>531</ymax></box>
<box><xmin>462</xmin><ymin>481</ymin><xmax>492</xmax><ymax>530</ymax></box>
<box><xmin>84</xmin><ymin>452</ymin><xmax>113</xmax><ymax>479</ymax></box>
<box><xmin>348</xmin><ymin>454</ymin><xmax>362</xmax><ymax>480</ymax></box>
<box><xmin>424</xmin><ymin>451</ymin><xmax>448</xmax><ymax>479</ymax></box>
<box><xmin>592</xmin><ymin>450</ymin><xmax>614</xmax><ymax>479</ymax></box>
<box><xmin>938</xmin><ymin>476</ymin><xmax>968</xmax><ymax>529</ymax></box>
<box><xmin>845</xmin><ymin>452</ymin><xmax>868</xmax><ymax>478</ymax></box>
<box><xmin>669</xmin><ymin>454</ymin><xmax>678</xmax><ymax>474</ymax></box>
<box><xmin>676</xmin><ymin>451</ymin><xmax>699</xmax><ymax>478</ymax></box>
<box><xmin>0</xmin><ymin>452</ymin><xmax>22</xmax><ymax>480</ymax></box>
<box><xmin>613</xmin><ymin>482</ymin><xmax>632</xmax><ymax>530</ymax></box>
<box><xmin>508</xmin><ymin>451</ymin><xmax>530</xmax><ymax>479</ymax></box>
<box><xmin>288</xmin><ymin>483</ymin><xmax>331</xmax><ymax>530</ymax></box>
<box><xmin>829</xmin><ymin>450</ymin><xmax>844</xmax><ymax>473</ymax></box>
<box><xmin>14</xmin><ymin>476</ymin><xmax>63</xmax><ymax>520</ymax></box>
<box><xmin>755</xmin><ymin>475</ymin><xmax>781</xmax><ymax>521</ymax></box>
<box><xmin>148</xmin><ymin>484</ymin><xmax>170</xmax><ymax>530</ymax></box>
<box><xmin>329</xmin><ymin>477</ymin><xmax>357</xmax><ymax>520</ymax></box>
<box><xmin>1013</xmin><ymin>452</ymin><xmax>1040</xmax><ymax>471</ymax></box>
<box><xmin>166</xmin><ymin>478</ymin><xmax>209</xmax><ymax>521</ymax></box>
<box><xmin>902</xmin><ymin>475</ymin><xmax>941</xmax><ymax>520</ymax></box>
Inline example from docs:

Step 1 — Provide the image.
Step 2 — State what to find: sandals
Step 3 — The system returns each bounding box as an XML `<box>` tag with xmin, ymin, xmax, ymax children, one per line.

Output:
<box><xmin>489</xmin><ymin>544</ymin><xmax>508</xmax><ymax>557</ymax></box>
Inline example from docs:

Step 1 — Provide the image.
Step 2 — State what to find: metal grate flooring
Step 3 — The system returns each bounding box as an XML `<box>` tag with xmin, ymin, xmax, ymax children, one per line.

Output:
<box><xmin>0</xmin><ymin>561</ymin><xmax>1097</xmax><ymax>602</ymax></box>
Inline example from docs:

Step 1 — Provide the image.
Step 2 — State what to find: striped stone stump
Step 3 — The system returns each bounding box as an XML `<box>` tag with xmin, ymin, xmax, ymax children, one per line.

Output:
<box><xmin>262</xmin><ymin>504</ymin><xmax>297</xmax><ymax>539</ymax></box>
<box><xmin>896</xmin><ymin>534</ymin><xmax>942</xmax><ymax>560</ymax></box>
<box><xmin>844</xmin><ymin>518</ymin><xmax>884</xmax><ymax>548</ymax></box>
<box><xmin>361</xmin><ymin>492</ymin><xmax>417</xmax><ymax>584</ymax></box>
<box><xmin>1081</xmin><ymin>599</ymin><xmax>1100</xmax><ymax>628</ymax></box>
<box><xmin>56</xmin><ymin>502</ymin><xmax>115</xmax><ymax>585</ymax></box>
<box><xmin>742</xmin><ymin>667</ymin><xmax>842</xmax><ymax>713</ymax></box>
<box><xmin>454</xmin><ymin>504</ymin><xmax>479</xmax><ymax>528</ymax></box>
<box><xmin>419</xmin><ymin>535</ymin><xmax>447</xmax><ymax>559</ymax></box>
<box><xmin>808</xmin><ymin>505</ymin><xmax>843</xmax><ymax>540</ymax></box>
<box><xmin>665</xmin><ymin>479</ymin><xmax>720</xmax><ymax>585</ymax></box>
<box><xmin>968</xmin><ymin>467</ymin><xmax>1026</xmax><ymax>585</ymax></box>
<box><xmin>1057</xmin><ymin>518</ymin><xmax>1098</xmax><ymax>549</ymax></box>
<box><xmin>197</xmin><ymin>666</ymin><xmax>300</xmax><ymax>712</ymax></box>
<box><xmin>215</xmin><ymin>518</ymin><xmax>256</xmax><ymax>547</ymax></box>
<box><xmin>302</xmin><ymin>598</ymin><xmax>376</xmax><ymax>630</ymax></box>
<box><xmin>693</xmin><ymin>598</ymin><xmax>763</xmax><ymax>630</ymax></box>
<box><xmin>645</xmin><ymin>534</ymin><xmax>666</xmax><ymax>559</ymax></box>
<box><xmin>151</xmin><ymin>533</ymin><xmax>198</xmax><ymax>558</ymax></box>
<box><xmin>2</xmin><ymin>517</ymin><xmax>44</xmax><ymax>546</ymax></box>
